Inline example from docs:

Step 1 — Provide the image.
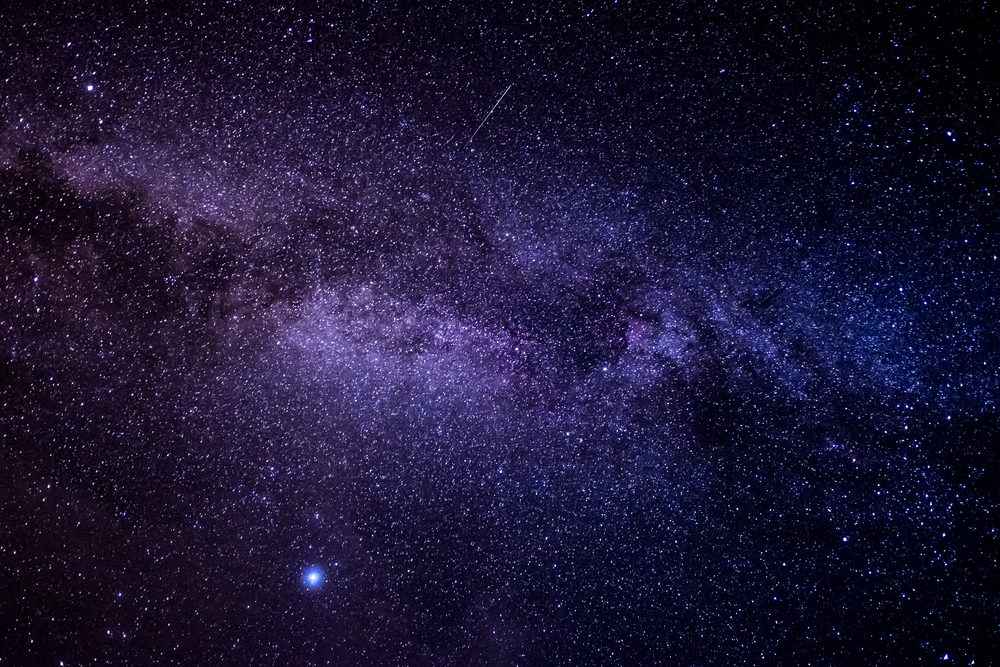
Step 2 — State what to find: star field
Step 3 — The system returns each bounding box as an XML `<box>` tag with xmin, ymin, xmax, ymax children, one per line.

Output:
<box><xmin>1</xmin><ymin>1</ymin><xmax>997</xmax><ymax>665</ymax></box>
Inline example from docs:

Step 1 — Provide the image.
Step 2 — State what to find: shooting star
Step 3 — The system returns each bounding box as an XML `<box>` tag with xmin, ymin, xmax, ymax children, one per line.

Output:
<box><xmin>464</xmin><ymin>82</ymin><xmax>514</xmax><ymax>148</ymax></box>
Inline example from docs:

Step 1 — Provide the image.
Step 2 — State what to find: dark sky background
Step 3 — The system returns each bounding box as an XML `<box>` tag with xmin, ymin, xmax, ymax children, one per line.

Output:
<box><xmin>1</xmin><ymin>1</ymin><xmax>997</xmax><ymax>665</ymax></box>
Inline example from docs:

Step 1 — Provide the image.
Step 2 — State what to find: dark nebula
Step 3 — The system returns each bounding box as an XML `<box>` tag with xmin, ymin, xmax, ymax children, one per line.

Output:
<box><xmin>1</xmin><ymin>1</ymin><xmax>997</xmax><ymax>665</ymax></box>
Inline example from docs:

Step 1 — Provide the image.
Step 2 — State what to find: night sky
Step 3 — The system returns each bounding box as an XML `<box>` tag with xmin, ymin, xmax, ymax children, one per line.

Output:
<box><xmin>1</xmin><ymin>1</ymin><xmax>998</xmax><ymax>665</ymax></box>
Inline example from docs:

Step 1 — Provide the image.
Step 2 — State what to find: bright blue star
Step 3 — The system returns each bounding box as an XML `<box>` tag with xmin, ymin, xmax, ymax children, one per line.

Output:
<box><xmin>303</xmin><ymin>566</ymin><xmax>324</xmax><ymax>589</ymax></box>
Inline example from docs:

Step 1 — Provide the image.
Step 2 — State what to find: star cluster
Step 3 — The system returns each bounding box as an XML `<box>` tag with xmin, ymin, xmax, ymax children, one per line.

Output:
<box><xmin>1</xmin><ymin>1</ymin><xmax>997</xmax><ymax>665</ymax></box>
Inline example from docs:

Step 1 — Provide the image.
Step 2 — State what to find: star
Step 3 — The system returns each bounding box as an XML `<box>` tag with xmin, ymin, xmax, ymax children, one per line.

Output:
<box><xmin>302</xmin><ymin>567</ymin><xmax>324</xmax><ymax>589</ymax></box>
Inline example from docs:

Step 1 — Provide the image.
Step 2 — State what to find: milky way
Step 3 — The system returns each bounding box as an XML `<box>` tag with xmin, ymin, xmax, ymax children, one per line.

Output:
<box><xmin>1</xmin><ymin>1</ymin><xmax>997</xmax><ymax>665</ymax></box>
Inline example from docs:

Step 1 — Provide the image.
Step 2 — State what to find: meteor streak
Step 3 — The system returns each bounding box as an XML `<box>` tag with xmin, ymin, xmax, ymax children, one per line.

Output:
<box><xmin>464</xmin><ymin>82</ymin><xmax>514</xmax><ymax>148</ymax></box>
